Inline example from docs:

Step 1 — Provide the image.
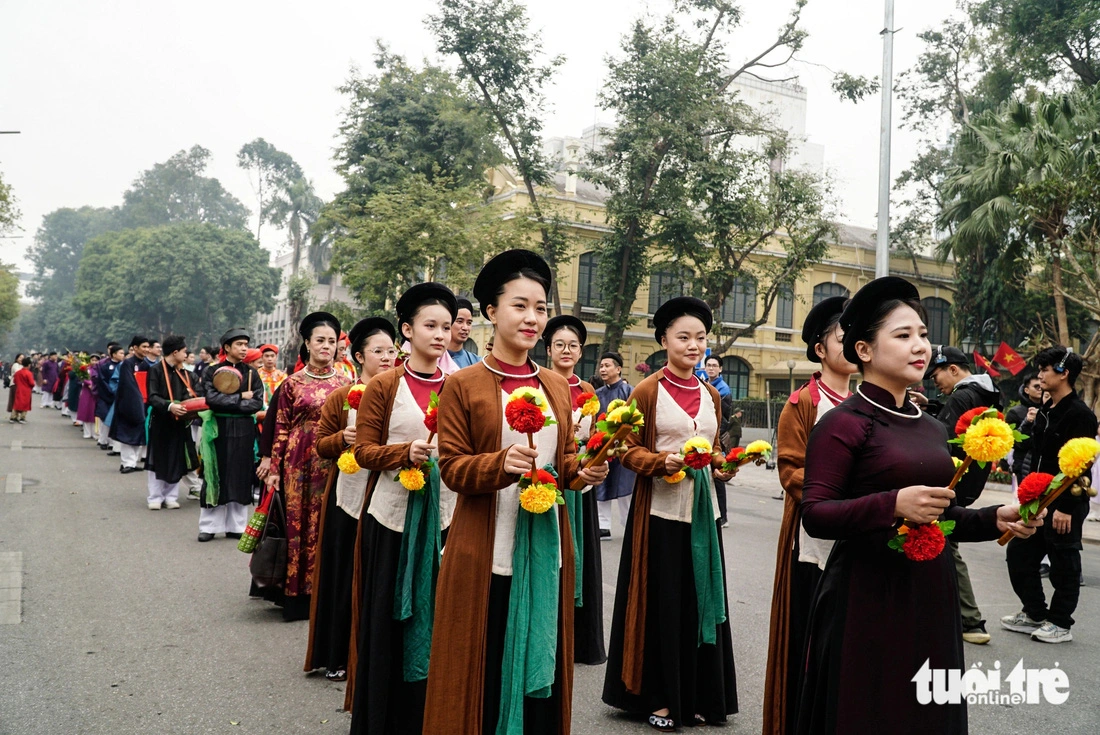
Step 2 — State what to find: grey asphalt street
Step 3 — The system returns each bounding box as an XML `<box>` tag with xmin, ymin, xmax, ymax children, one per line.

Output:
<box><xmin>2</xmin><ymin>409</ymin><xmax>1100</xmax><ymax>734</ymax></box>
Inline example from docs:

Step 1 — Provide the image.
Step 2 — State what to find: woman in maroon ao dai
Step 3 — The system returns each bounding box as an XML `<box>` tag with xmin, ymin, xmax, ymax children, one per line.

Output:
<box><xmin>796</xmin><ymin>277</ymin><xmax>1044</xmax><ymax>735</ymax></box>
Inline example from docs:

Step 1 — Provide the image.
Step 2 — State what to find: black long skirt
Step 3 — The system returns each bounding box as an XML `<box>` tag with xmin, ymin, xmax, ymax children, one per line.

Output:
<box><xmin>481</xmin><ymin>574</ymin><xmax>561</xmax><ymax>735</ymax></box>
<box><xmin>308</xmin><ymin>500</ymin><xmax>358</xmax><ymax>672</ymax></box>
<box><xmin>349</xmin><ymin>514</ymin><xmax>429</xmax><ymax>735</ymax></box>
<box><xmin>785</xmin><ymin>539</ymin><xmax>822</xmax><ymax>734</ymax></box>
<box><xmin>603</xmin><ymin>514</ymin><xmax>738</xmax><ymax>726</ymax></box>
<box><xmin>574</xmin><ymin>487</ymin><xmax>607</xmax><ymax>665</ymax></box>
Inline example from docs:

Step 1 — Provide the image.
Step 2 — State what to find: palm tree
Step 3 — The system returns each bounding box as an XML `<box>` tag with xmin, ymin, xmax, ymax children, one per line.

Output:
<box><xmin>939</xmin><ymin>88</ymin><xmax>1100</xmax><ymax>346</ymax></box>
<box><xmin>266</xmin><ymin>176</ymin><xmax>325</xmax><ymax>357</ymax></box>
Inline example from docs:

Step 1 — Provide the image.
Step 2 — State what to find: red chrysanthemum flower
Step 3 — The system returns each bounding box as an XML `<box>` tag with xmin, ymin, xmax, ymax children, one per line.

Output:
<box><xmin>725</xmin><ymin>447</ymin><xmax>746</xmax><ymax>463</ymax></box>
<box><xmin>424</xmin><ymin>406</ymin><xmax>438</xmax><ymax>434</ymax></box>
<box><xmin>574</xmin><ymin>391</ymin><xmax>595</xmax><ymax>410</ymax></box>
<box><xmin>684</xmin><ymin>450</ymin><xmax>713</xmax><ymax>470</ymax></box>
<box><xmin>586</xmin><ymin>431</ymin><xmax>608</xmax><ymax>453</ymax></box>
<box><xmin>505</xmin><ymin>400</ymin><xmax>547</xmax><ymax>435</ymax></box>
<box><xmin>902</xmin><ymin>523</ymin><xmax>946</xmax><ymax>562</ymax></box>
<box><xmin>1017</xmin><ymin>472</ymin><xmax>1056</xmax><ymax>504</ymax></box>
<box><xmin>534</xmin><ymin>468</ymin><xmax>557</xmax><ymax>487</ymax></box>
<box><xmin>954</xmin><ymin>406</ymin><xmax>1004</xmax><ymax>436</ymax></box>
<box><xmin>347</xmin><ymin>385</ymin><xmax>366</xmax><ymax>411</ymax></box>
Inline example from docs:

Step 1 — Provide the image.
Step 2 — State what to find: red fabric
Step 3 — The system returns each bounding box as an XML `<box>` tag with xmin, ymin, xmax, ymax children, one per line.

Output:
<box><xmin>660</xmin><ymin>370</ymin><xmax>702</xmax><ymax>417</ymax></box>
<box><xmin>567</xmin><ymin>374</ymin><xmax>583</xmax><ymax>404</ymax></box>
<box><xmin>973</xmin><ymin>351</ymin><xmax>1002</xmax><ymax>378</ymax></box>
<box><xmin>497</xmin><ymin>359</ymin><xmax>541</xmax><ymax>394</ymax></box>
<box><xmin>993</xmin><ymin>342</ymin><xmax>1026</xmax><ymax>375</ymax></box>
<box><xmin>404</xmin><ymin>370</ymin><xmax>444</xmax><ymax>413</ymax></box>
<box><xmin>135</xmin><ymin>371</ymin><xmax>148</xmax><ymax>402</ymax></box>
<box><xmin>12</xmin><ymin>369</ymin><xmax>34</xmax><ymax>412</ymax></box>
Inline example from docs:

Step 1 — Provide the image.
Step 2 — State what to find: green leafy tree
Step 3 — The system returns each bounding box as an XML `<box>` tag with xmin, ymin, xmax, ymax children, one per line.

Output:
<box><xmin>0</xmin><ymin>263</ymin><xmax>19</xmax><ymax>342</ymax></box>
<box><xmin>429</xmin><ymin>0</ymin><xmax>568</xmax><ymax>312</ymax></box>
<box><xmin>972</xmin><ymin>0</ymin><xmax>1100</xmax><ymax>87</ymax></box>
<box><xmin>0</xmin><ymin>167</ymin><xmax>19</xmax><ymax>235</ymax></box>
<box><xmin>73</xmin><ymin>223</ymin><xmax>279</xmax><ymax>346</ymax></box>
<box><xmin>588</xmin><ymin>0</ymin><xmax>814</xmax><ymax>352</ymax></box>
<box><xmin>267</xmin><ymin>176</ymin><xmax>323</xmax><ymax>278</ymax></box>
<box><xmin>117</xmin><ymin>145</ymin><xmax>250</xmax><ymax>230</ymax></box>
<box><xmin>331</xmin><ymin>173</ymin><xmax>526</xmax><ymax>313</ymax></box>
<box><xmin>237</xmin><ymin>138</ymin><xmax>304</xmax><ymax>243</ymax></box>
<box><xmin>283</xmin><ymin>272</ymin><xmax>315</xmax><ymax>362</ymax></box>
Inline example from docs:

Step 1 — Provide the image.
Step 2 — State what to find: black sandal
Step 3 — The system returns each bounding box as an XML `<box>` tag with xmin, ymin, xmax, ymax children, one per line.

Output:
<box><xmin>648</xmin><ymin>714</ymin><xmax>676</xmax><ymax>732</ymax></box>
<box><xmin>325</xmin><ymin>669</ymin><xmax>347</xmax><ymax>682</ymax></box>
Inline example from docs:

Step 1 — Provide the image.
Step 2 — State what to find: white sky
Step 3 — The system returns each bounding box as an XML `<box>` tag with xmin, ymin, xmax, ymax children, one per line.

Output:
<box><xmin>0</xmin><ymin>0</ymin><xmax>960</xmax><ymax>272</ymax></box>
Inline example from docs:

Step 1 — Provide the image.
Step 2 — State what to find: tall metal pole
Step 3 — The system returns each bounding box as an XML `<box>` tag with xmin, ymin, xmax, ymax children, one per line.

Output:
<box><xmin>875</xmin><ymin>0</ymin><xmax>895</xmax><ymax>278</ymax></box>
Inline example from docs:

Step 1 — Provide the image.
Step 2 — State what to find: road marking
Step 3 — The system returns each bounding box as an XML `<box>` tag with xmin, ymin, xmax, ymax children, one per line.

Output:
<box><xmin>4</xmin><ymin>473</ymin><xmax>21</xmax><ymax>494</ymax></box>
<box><xmin>0</xmin><ymin>552</ymin><xmax>22</xmax><ymax>624</ymax></box>
<box><xmin>10</xmin><ymin>439</ymin><xmax>22</xmax><ymax>451</ymax></box>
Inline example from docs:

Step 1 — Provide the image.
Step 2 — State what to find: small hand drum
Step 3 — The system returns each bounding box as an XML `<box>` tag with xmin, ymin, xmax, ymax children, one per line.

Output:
<box><xmin>178</xmin><ymin>397</ymin><xmax>208</xmax><ymax>422</ymax></box>
<box><xmin>212</xmin><ymin>365</ymin><xmax>243</xmax><ymax>394</ymax></box>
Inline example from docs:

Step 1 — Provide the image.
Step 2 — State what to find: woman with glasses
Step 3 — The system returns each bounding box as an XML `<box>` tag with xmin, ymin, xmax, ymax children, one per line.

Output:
<box><xmin>348</xmin><ymin>283</ymin><xmax>459</xmax><ymax>734</ymax></box>
<box><xmin>545</xmin><ymin>314</ymin><xmax>607</xmax><ymax>666</ymax></box>
<box><xmin>265</xmin><ymin>312</ymin><xmax>352</xmax><ymax>621</ymax></box>
<box><xmin>306</xmin><ymin>317</ymin><xmax>397</xmax><ymax>686</ymax></box>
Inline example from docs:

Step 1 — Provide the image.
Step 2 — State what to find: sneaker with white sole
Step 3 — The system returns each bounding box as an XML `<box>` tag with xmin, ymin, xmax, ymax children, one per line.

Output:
<box><xmin>1031</xmin><ymin>621</ymin><xmax>1073</xmax><ymax>644</ymax></box>
<box><xmin>164</xmin><ymin>501</ymin><xmax>180</xmax><ymax>509</ymax></box>
<box><xmin>148</xmin><ymin>503</ymin><xmax>161</xmax><ymax>511</ymax></box>
<box><xmin>962</xmin><ymin>621</ymin><xmax>991</xmax><ymax>644</ymax></box>
<box><xmin>1000</xmin><ymin>610</ymin><xmax>1042</xmax><ymax>634</ymax></box>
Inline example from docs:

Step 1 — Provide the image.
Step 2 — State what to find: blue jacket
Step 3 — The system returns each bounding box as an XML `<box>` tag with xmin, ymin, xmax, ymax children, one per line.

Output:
<box><xmin>594</xmin><ymin>379</ymin><xmax>636</xmax><ymax>501</ymax></box>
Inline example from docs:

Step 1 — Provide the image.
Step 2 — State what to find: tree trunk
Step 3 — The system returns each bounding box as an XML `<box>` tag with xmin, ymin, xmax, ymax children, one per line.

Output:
<box><xmin>1051</xmin><ymin>246</ymin><xmax>1071</xmax><ymax>345</ymax></box>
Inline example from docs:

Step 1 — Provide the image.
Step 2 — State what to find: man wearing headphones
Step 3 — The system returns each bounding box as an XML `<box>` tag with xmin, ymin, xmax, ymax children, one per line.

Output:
<box><xmin>1003</xmin><ymin>346</ymin><xmax>1098</xmax><ymax>644</ymax></box>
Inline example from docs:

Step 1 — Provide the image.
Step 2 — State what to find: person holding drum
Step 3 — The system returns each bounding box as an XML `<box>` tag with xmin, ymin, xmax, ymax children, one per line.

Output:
<box><xmin>145</xmin><ymin>335</ymin><xmax>200</xmax><ymax>511</ymax></box>
<box><xmin>197</xmin><ymin>327</ymin><xmax>265</xmax><ymax>542</ymax></box>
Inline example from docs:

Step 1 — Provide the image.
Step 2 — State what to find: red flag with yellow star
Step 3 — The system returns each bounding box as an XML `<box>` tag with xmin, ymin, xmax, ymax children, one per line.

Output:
<box><xmin>974</xmin><ymin>351</ymin><xmax>1001</xmax><ymax>378</ymax></box>
<box><xmin>993</xmin><ymin>341</ymin><xmax>1026</xmax><ymax>375</ymax></box>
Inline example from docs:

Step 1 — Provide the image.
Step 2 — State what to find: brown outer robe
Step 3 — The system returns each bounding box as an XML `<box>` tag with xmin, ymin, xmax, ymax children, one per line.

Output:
<box><xmin>616</xmin><ymin>368</ymin><xmax>724</xmax><ymax>695</ymax></box>
<box><xmin>304</xmin><ymin>382</ymin><xmax>356</xmax><ymax>675</ymax></box>
<box><xmin>423</xmin><ymin>356</ymin><xmax>580</xmax><ymax>735</ymax></box>
<box><xmin>762</xmin><ymin>383</ymin><xmax>817</xmax><ymax>735</ymax></box>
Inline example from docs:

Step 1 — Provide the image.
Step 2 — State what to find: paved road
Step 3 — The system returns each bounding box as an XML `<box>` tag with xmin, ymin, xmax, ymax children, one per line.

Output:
<box><xmin>2</xmin><ymin>409</ymin><xmax>1100</xmax><ymax>733</ymax></box>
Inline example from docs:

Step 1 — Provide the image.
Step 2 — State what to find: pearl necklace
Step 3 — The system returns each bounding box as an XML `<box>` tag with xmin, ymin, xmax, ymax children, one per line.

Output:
<box><xmin>304</xmin><ymin>365</ymin><xmax>337</xmax><ymax>380</ymax></box>
<box><xmin>405</xmin><ymin>367</ymin><xmax>446</xmax><ymax>385</ymax></box>
<box><xmin>481</xmin><ymin>359</ymin><xmax>541</xmax><ymax>380</ymax></box>
<box><xmin>855</xmin><ymin>384</ymin><xmax>922</xmax><ymax>420</ymax></box>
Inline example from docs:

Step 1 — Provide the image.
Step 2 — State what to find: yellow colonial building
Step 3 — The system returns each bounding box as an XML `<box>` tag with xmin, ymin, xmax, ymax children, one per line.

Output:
<box><xmin>463</xmin><ymin>167</ymin><xmax>955</xmax><ymax>400</ymax></box>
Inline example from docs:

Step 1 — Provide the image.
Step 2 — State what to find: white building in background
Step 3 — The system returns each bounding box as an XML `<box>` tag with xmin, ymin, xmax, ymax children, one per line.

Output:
<box><xmin>543</xmin><ymin>78</ymin><xmax>824</xmax><ymax>176</ymax></box>
<box><xmin>250</xmin><ymin>249</ymin><xmax>352</xmax><ymax>349</ymax></box>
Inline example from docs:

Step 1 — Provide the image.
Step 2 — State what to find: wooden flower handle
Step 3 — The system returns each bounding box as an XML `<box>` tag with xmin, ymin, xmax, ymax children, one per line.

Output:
<box><xmin>946</xmin><ymin>456</ymin><xmax>972</xmax><ymax>490</ymax></box>
<box><xmin>569</xmin><ymin>423</ymin><xmax>633</xmax><ymax>491</ymax></box>
<box><xmin>997</xmin><ymin>461</ymin><xmax>1095</xmax><ymax>546</ymax></box>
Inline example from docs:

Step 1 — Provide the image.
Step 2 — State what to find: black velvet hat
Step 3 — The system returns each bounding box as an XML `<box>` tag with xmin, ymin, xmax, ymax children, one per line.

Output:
<box><xmin>840</xmin><ymin>277</ymin><xmax>920</xmax><ymax>365</ymax></box>
<box><xmin>801</xmin><ymin>296</ymin><xmax>848</xmax><ymax>363</ymax></box>
<box><xmin>924</xmin><ymin>345</ymin><xmax>969</xmax><ymax>379</ymax></box>
<box><xmin>395</xmin><ymin>282</ymin><xmax>459</xmax><ymax>328</ymax></box>
<box><xmin>219</xmin><ymin>327</ymin><xmax>251</xmax><ymax>347</ymax></box>
<box><xmin>348</xmin><ymin>317</ymin><xmax>397</xmax><ymax>357</ymax></box>
<box><xmin>653</xmin><ymin>296</ymin><xmax>713</xmax><ymax>342</ymax></box>
<box><xmin>543</xmin><ymin>315</ymin><xmax>587</xmax><ymax>348</ymax></box>
<box><xmin>472</xmin><ymin>249</ymin><xmax>552</xmax><ymax>318</ymax></box>
<box><xmin>298</xmin><ymin>311</ymin><xmax>341</xmax><ymax>341</ymax></box>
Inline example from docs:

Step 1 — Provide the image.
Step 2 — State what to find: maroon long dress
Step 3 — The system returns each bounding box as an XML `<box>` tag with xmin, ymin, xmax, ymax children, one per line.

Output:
<box><xmin>796</xmin><ymin>382</ymin><xmax>1003</xmax><ymax>735</ymax></box>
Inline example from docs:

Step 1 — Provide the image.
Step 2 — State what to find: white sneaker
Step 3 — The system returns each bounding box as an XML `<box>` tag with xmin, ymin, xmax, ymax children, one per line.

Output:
<box><xmin>1087</xmin><ymin>511</ymin><xmax>1100</xmax><ymax>522</ymax></box>
<box><xmin>1031</xmin><ymin>621</ymin><xmax>1073</xmax><ymax>644</ymax></box>
<box><xmin>148</xmin><ymin>503</ymin><xmax>161</xmax><ymax>511</ymax></box>
<box><xmin>164</xmin><ymin>501</ymin><xmax>180</xmax><ymax>509</ymax></box>
<box><xmin>1000</xmin><ymin>610</ymin><xmax>1042</xmax><ymax>634</ymax></box>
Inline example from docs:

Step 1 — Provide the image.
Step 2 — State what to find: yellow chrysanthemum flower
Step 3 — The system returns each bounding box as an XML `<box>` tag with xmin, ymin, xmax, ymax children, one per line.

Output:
<box><xmin>398</xmin><ymin>467</ymin><xmax>426</xmax><ymax>492</ymax></box>
<box><xmin>519</xmin><ymin>483</ymin><xmax>558</xmax><ymax>514</ymax></box>
<box><xmin>606</xmin><ymin>398</ymin><xmax>627</xmax><ymax>412</ymax></box>
<box><xmin>1058</xmin><ymin>437</ymin><xmax>1100</xmax><ymax>478</ymax></box>
<box><xmin>581</xmin><ymin>396</ymin><xmax>600</xmax><ymax>417</ymax></box>
<box><xmin>952</xmin><ymin>457</ymin><xmax>963</xmax><ymax>468</ymax></box>
<box><xmin>683</xmin><ymin>437</ymin><xmax>713</xmax><ymax>455</ymax></box>
<box><xmin>507</xmin><ymin>386</ymin><xmax>549</xmax><ymax>409</ymax></box>
<box><xmin>745</xmin><ymin>440</ymin><xmax>773</xmax><ymax>456</ymax></box>
<box><xmin>337</xmin><ymin>451</ymin><xmax>360</xmax><ymax>475</ymax></box>
<box><xmin>961</xmin><ymin>417</ymin><xmax>1015</xmax><ymax>464</ymax></box>
<box><xmin>664</xmin><ymin>470</ymin><xmax>687</xmax><ymax>484</ymax></box>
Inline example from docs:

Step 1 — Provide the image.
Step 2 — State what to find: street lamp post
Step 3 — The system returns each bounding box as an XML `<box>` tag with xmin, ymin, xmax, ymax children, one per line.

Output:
<box><xmin>787</xmin><ymin>358</ymin><xmax>796</xmax><ymax>395</ymax></box>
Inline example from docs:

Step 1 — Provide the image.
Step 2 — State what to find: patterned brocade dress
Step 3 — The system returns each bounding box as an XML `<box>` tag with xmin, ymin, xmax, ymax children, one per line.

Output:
<box><xmin>271</xmin><ymin>370</ymin><xmax>351</xmax><ymax>619</ymax></box>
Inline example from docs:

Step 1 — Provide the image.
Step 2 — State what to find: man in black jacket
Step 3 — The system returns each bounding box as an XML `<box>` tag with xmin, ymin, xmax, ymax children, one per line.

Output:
<box><xmin>1006</xmin><ymin>374</ymin><xmax>1044</xmax><ymax>483</ymax></box>
<box><xmin>1002</xmin><ymin>346</ymin><xmax>1098</xmax><ymax>644</ymax></box>
<box><xmin>925</xmin><ymin>345</ymin><xmax>1005</xmax><ymax>645</ymax></box>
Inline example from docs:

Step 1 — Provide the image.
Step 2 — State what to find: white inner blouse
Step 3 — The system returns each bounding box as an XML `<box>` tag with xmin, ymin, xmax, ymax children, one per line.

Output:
<box><xmin>336</xmin><ymin>406</ymin><xmax>370</xmax><ymax>519</ymax></box>
<box><xmin>798</xmin><ymin>389</ymin><xmax>839</xmax><ymax>569</ymax></box>
<box><xmin>366</xmin><ymin>377</ymin><xmax>457</xmax><ymax>533</ymax></box>
<box><xmin>492</xmin><ymin>389</ymin><xmax>560</xmax><ymax>576</ymax></box>
<box><xmin>651</xmin><ymin>380</ymin><xmax>720</xmax><ymax>524</ymax></box>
